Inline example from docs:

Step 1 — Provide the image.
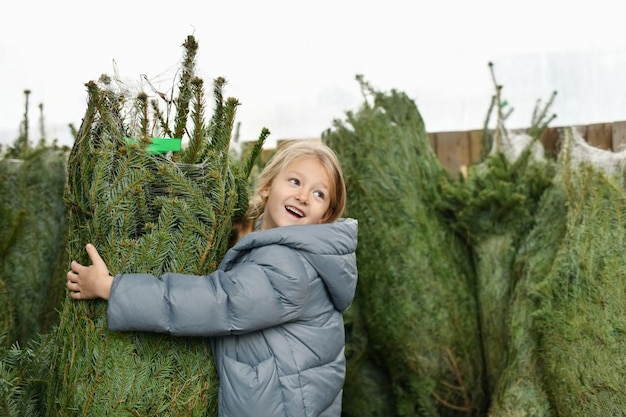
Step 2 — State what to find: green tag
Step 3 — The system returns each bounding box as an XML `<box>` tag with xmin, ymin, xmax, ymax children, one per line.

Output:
<box><xmin>125</xmin><ymin>137</ymin><xmax>182</xmax><ymax>154</ymax></box>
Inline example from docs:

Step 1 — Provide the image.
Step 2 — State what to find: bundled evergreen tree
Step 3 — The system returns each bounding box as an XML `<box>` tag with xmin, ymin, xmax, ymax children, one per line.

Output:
<box><xmin>0</xmin><ymin>148</ymin><xmax>68</xmax><ymax>347</ymax></box>
<box><xmin>324</xmin><ymin>76</ymin><xmax>486</xmax><ymax>417</ymax></box>
<box><xmin>0</xmin><ymin>159</ymin><xmax>22</xmax><ymax>346</ymax></box>
<box><xmin>341</xmin><ymin>293</ymin><xmax>395</xmax><ymax>417</ymax></box>
<box><xmin>488</xmin><ymin>127</ymin><xmax>626</xmax><ymax>416</ymax></box>
<box><xmin>486</xmin><ymin>164</ymin><xmax>564</xmax><ymax>417</ymax></box>
<box><xmin>438</xmin><ymin>69</ymin><xmax>556</xmax><ymax>410</ymax></box>
<box><xmin>0</xmin><ymin>87</ymin><xmax>70</xmax><ymax>416</ymax></box>
<box><xmin>37</xmin><ymin>35</ymin><xmax>267</xmax><ymax>416</ymax></box>
<box><xmin>531</xmin><ymin>128</ymin><xmax>626</xmax><ymax>416</ymax></box>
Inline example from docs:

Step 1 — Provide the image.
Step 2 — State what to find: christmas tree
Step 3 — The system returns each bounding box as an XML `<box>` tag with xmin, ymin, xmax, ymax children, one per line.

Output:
<box><xmin>0</xmin><ymin>148</ymin><xmax>68</xmax><ymax>348</ymax></box>
<box><xmin>41</xmin><ymin>35</ymin><xmax>268</xmax><ymax>416</ymax></box>
<box><xmin>324</xmin><ymin>76</ymin><xmax>486</xmax><ymax>417</ymax></box>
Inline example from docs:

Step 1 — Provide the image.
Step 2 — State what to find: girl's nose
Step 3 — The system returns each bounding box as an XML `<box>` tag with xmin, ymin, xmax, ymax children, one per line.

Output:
<box><xmin>295</xmin><ymin>191</ymin><xmax>308</xmax><ymax>204</ymax></box>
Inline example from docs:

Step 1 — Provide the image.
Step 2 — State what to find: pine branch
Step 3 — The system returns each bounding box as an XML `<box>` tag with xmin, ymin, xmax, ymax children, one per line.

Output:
<box><xmin>172</xmin><ymin>36</ymin><xmax>198</xmax><ymax>140</ymax></box>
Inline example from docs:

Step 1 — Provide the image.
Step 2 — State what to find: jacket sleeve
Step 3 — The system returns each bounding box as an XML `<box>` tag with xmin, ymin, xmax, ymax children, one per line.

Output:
<box><xmin>107</xmin><ymin>245</ymin><xmax>310</xmax><ymax>336</ymax></box>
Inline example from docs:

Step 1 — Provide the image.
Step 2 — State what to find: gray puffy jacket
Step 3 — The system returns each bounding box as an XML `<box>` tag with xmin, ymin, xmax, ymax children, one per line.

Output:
<box><xmin>107</xmin><ymin>218</ymin><xmax>358</xmax><ymax>417</ymax></box>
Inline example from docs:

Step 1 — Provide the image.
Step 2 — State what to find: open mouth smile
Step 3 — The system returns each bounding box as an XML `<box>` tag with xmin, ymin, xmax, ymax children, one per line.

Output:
<box><xmin>285</xmin><ymin>205</ymin><xmax>304</xmax><ymax>218</ymax></box>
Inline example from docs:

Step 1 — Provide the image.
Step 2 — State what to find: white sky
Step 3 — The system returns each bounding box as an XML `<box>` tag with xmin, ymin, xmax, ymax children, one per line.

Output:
<box><xmin>2</xmin><ymin>0</ymin><xmax>626</xmax><ymax>148</ymax></box>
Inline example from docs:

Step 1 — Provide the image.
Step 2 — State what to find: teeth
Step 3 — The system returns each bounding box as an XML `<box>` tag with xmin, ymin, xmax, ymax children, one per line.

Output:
<box><xmin>286</xmin><ymin>206</ymin><xmax>304</xmax><ymax>217</ymax></box>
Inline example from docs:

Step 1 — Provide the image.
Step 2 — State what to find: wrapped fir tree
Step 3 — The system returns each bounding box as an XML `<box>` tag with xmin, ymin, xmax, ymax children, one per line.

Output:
<box><xmin>531</xmin><ymin>128</ymin><xmax>626</xmax><ymax>416</ymax></box>
<box><xmin>0</xmin><ymin>158</ymin><xmax>21</xmax><ymax>346</ymax></box>
<box><xmin>323</xmin><ymin>76</ymin><xmax>486</xmax><ymax>417</ymax></box>
<box><xmin>438</xmin><ymin>78</ymin><xmax>556</xmax><ymax>411</ymax></box>
<box><xmin>341</xmin><ymin>295</ymin><xmax>395</xmax><ymax>417</ymax></box>
<box><xmin>486</xmin><ymin>160</ymin><xmax>563</xmax><ymax>417</ymax></box>
<box><xmin>41</xmin><ymin>35</ymin><xmax>268</xmax><ymax>416</ymax></box>
<box><xmin>489</xmin><ymin>127</ymin><xmax>626</xmax><ymax>416</ymax></box>
<box><xmin>0</xmin><ymin>148</ymin><xmax>68</xmax><ymax>347</ymax></box>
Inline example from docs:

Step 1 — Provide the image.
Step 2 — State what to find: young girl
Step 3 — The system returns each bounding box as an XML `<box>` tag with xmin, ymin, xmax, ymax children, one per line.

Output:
<box><xmin>66</xmin><ymin>140</ymin><xmax>358</xmax><ymax>417</ymax></box>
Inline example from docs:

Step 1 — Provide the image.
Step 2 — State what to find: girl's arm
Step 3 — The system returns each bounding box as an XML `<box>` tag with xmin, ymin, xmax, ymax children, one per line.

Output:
<box><xmin>68</xmin><ymin>243</ymin><xmax>310</xmax><ymax>336</ymax></box>
<box><xmin>107</xmin><ymin>245</ymin><xmax>309</xmax><ymax>336</ymax></box>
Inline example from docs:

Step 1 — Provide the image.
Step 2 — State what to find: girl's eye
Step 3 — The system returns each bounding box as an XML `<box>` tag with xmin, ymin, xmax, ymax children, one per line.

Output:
<box><xmin>313</xmin><ymin>190</ymin><xmax>325</xmax><ymax>199</ymax></box>
<box><xmin>289</xmin><ymin>178</ymin><xmax>300</xmax><ymax>186</ymax></box>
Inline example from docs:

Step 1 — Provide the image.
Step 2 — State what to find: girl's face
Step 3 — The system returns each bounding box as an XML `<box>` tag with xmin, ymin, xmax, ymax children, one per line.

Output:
<box><xmin>260</xmin><ymin>156</ymin><xmax>332</xmax><ymax>230</ymax></box>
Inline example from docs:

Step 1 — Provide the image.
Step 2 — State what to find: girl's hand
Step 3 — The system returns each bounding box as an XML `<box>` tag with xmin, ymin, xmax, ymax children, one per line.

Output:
<box><xmin>67</xmin><ymin>243</ymin><xmax>114</xmax><ymax>300</ymax></box>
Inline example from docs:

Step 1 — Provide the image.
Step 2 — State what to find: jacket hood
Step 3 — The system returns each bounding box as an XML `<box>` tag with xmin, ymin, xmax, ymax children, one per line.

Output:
<box><xmin>222</xmin><ymin>218</ymin><xmax>358</xmax><ymax>311</ymax></box>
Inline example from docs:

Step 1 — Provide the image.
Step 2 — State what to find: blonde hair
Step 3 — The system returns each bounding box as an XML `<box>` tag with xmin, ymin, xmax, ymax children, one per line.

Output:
<box><xmin>231</xmin><ymin>140</ymin><xmax>347</xmax><ymax>244</ymax></box>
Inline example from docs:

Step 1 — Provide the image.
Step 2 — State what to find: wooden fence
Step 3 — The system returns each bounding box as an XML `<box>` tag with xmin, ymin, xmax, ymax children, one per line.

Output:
<box><xmin>267</xmin><ymin>121</ymin><xmax>626</xmax><ymax>177</ymax></box>
<box><xmin>429</xmin><ymin>121</ymin><xmax>626</xmax><ymax>176</ymax></box>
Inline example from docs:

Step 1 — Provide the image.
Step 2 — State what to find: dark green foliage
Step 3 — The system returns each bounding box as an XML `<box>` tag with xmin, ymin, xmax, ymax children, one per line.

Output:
<box><xmin>325</xmin><ymin>76</ymin><xmax>485</xmax><ymax>417</ymax></box>
<box><xmin>341</xmin><ymin>298</ymin><xmax>395</xmax><ymax>417</ymax></box>
<box><xmin>0</xmin><ymin>281</ymin><xmax>12</xmax><ymax>344</ymax></box>
<box><xmin>0</xmin><ymin>93</ymin><xmax>70</xmax><ymax>416</ymax></box>
<box><xmin>0</xmin><ymin>160</ymin><xmax>23</xmax><ymax>258</ymax></box>
<box><xmin>0</xmin><ymin>149</ymin><xmax>68</xmax><ymax>347</ymax></box>
<box><xmin>0</xmin><ymin>160</ymin><xmax>22</xmax><ymax>345</ymax></box>
<box><xmin>35</xmin><ymin>35</ymin><xmax>268</xmax><ymax>416</ymax></box>
<box><xmin>0</xmin><ymin>337</ymin><xmax>44</xmax><ymax>417</ymax></box>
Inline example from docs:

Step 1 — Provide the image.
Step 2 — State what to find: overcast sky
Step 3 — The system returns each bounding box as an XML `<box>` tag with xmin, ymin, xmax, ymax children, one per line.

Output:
<box><xmin>2</xmin><ymin>0</ymin><xmax>626</xmax><ymax>148</ymax></box>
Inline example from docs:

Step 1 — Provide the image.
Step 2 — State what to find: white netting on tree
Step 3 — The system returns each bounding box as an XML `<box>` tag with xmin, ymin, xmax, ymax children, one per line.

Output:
<box><xmin>489</xmin><ymin>123</ymin><xmax>547</xmax><ymax>163</ymax></box>
<box><xmin>91</xmin><ymin>40</ymin><xmax>229</xmax><ymax>149</ymax></box>
<box><xmin>560</xmin><ymin>127</ymin><xmax>626</xmax><ymax>182</ymax></box>
<box><xmin>94</xmin><ymin>59</ymin><xmax>182</xmax><ymax>138</ymax></box>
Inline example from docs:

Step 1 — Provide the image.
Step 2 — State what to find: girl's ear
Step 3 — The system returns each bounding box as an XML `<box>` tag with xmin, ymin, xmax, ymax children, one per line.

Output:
<box><xmin>260</xmin><ymin>187</ymin><xmax>270</xmax><ymax>198</ymax></box>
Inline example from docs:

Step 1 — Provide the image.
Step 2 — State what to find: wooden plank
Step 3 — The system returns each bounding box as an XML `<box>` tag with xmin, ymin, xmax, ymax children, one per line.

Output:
<box><xmin>468</xmin><ymin>130</ymin><xmax>484</xmax><ymax>164</ymax></box>
<box><xmin>612</xmin><ymin>121</ymin><xmax>626</xmax><ymax>151</ymax></box>
<box><xmin>586</xmin><ymin>123</ymin><xmax>612</xmax><ymax>150</ymax></box>
<box><xmin>538</xmin><ymin>127</ymin><xmax>560</xmax><ymax>156</ymax></box>
<box><xmin>434</xmin><ymin>131</ymin><xmax>470</xmax><ymax>177</ymax></box>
